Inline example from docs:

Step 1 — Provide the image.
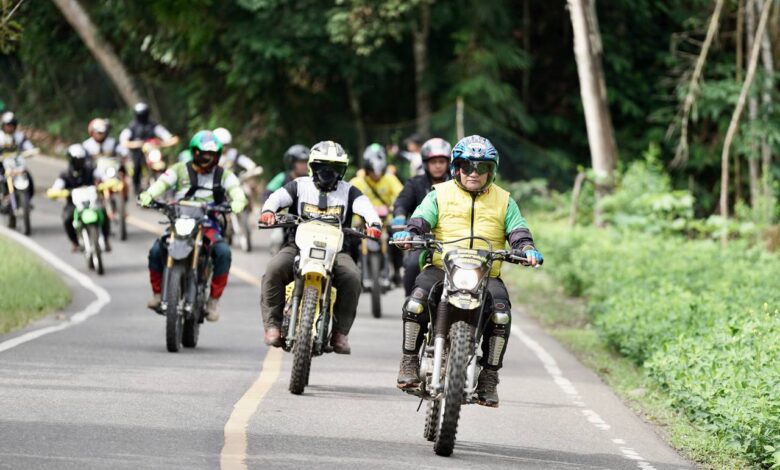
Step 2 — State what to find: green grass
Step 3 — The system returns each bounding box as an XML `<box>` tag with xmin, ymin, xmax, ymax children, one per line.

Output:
<box><xmin>0</xmin><ymin>236</ymin><xmax>71</xmax><ymax>334</ymax></box>
<box><xmin>511</xmin><ymin>267</ymin><xmax>753</xmax><ymax>469</ymax></box>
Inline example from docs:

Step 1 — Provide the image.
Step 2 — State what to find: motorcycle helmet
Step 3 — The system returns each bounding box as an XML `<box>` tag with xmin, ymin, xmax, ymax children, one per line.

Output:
<box><xmin>88</xmin><ymin>118</ymin><xmax>110</xmax><ymax>141</ymax></box>
<box><xmin>133</xmin><ymin>102</ymin><xmax>150</xmax><ymax>124</ymax></box>
<box><xmin>213</xmin><ymin>127</ymin><xmax>232</xmax><ymax>146</ymax></box>
<box><xmin>362</xmin><ymin>143</ymin><xmax>387</xmax><ymax>175</ymax></box>
<box><xmin>189</xmin><ymin>130</ymin><xmax>223</xmax><ymax>173</ymax></box>
<box><xmin>67</xmin><ymin>143</ymin><xmax>89</xmax><ymax>173</ymax></box>
<box><xmin>283</xmin><ymin>144</ymin><xmax>310</xmax><ymax>169</ymax></box>
<box><xmin>2</xmin><ymin>111</ymin><xmax>18</xmax><ymax>130</ymax></box>
<box><xmin>308</xmin><ymin>141</ymin><xmax>348</xmax><ymax>192</ymax></box>
<box><xmin>450</xmin><ymin>135</ymin><xmax>499</xmax><ymax>193</ymax></box>
<box><xmin>421</xmin><ymin>137</ymin><xmax>451</xmax><ymax>163</ymax></box>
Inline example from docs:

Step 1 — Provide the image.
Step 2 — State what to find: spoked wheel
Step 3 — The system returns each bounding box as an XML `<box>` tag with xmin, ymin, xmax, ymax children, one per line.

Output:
<box><xmin>82</xmin><ymin>228</ymin><xmax>93</xmax><ymax>270</ymax></box>
<box><xmin>289</xmin><ymin>285</ymin><xmax>317</xmax><ymax>395</ymax></box>
<box><xmin>165</xmin><ymin>263</ymin><xmax>185</xmax><ymax>352</ymax></box>
<box><xmin>424</xmin><ymin>399</ymin><xmax>441</xmax><ymax>442</ymax></box>
<box><xmin>118</xmin><ymin>196</ymin><xmax>128</xmax><ymax>241</ymax></box>
<box><xmin>21</xmin><ymin>191</ymin><xmax>31</xmax><ymax>235</ymax></box>
<box><xmin>369</xmin><ymin>253</ymin><xmax>382</xmax><ymax>318</ymax></box>
<box><xmin>183</xmin><ymin>277</ymin><xmax>204</xmax><ymax>348</ymax></box>
<box><xmin>434</xmin><ymin>321</ymin><xmax>473</xmax><ymax>457</ymax></box>
<box><xmin>88</xmin><ymin>225</ymin><xmax>104</xmax><ymax>275</ymax></box>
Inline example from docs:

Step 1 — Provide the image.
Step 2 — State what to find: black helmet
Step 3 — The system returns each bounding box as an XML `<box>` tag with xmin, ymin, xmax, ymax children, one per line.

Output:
<box><xmin>362</xmin><ymin>143</ymin><xmax>387</xmax><ymax>175</ymax></box>
<box><xmin>2</xmin><ymin>111</ymin><xmax>18</xmax><ymax>127</ymax></box>
<box><xmin>67</xmin><ymin>144</ymin><xmax>89</xmax><ymax>173</ymax></box>
<box><xmin>133</xmin><ymin>102</ymin><xmax>150</xmax><ymax>124</ymax></box>
<box><xmin>283</xmin><ymin>144</ymin><xmax>310</xmax><ymax>169</ymax></box>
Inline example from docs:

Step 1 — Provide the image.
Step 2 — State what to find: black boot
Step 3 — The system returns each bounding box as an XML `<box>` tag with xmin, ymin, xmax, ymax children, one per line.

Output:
<box><xmin>396</xmin><ymin>353</ymin><xmax>420</xmax><ymax>389</ymax></box>
<box><xmin>476</xmin><ymin>369</ymin><xmax>500</xmax><ymax>407</ymax></box>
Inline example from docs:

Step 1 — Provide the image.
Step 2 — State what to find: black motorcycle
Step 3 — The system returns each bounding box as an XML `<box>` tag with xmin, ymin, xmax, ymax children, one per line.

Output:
<box><xmin>145</xmin><ymin>199</ymin><xmax>231</xmax><ymax>352</ymax></box>
<box><xmin>391</xmin><ymin>235</ymin><xmax>537</xmax><ymax>456</ymax></box>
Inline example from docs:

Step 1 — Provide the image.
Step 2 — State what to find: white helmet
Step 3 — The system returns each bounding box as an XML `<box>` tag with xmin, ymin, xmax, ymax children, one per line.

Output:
<box><xmin>213</xmin><ymin>127</ymin><xmax>232</xmax><ymax>146</ymax></box>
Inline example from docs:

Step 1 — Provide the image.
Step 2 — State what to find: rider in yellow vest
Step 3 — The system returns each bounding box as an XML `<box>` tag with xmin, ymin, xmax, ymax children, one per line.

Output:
<box><xmin>392</xmin><ymin>135</ymin><xmax>543</xmax><ymax>407</ymax></box>
<box><xmin>350</xmin><ymin>143</ymin><xmax>405</xmax><ymax>283</ymax></box>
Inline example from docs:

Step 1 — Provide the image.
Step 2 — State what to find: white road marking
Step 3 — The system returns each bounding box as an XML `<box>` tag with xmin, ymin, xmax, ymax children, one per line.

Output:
<box><xmin>0</xmin><ymin>226</ymin><xmax>111</xmax><ymax>353</ymax></box>
<box><xmin>220</xmin><ymin>348</ymin><xmax>283</xmax><ymax>470</ymax></box>
<box><xmin>512</xmin><ymin>325</ymin><xmax>658</xmax><ymax>470</ymax></box>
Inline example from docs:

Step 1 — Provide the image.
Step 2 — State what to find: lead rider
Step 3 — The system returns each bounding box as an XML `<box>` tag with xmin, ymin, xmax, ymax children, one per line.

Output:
<box><xmin>393</xmin><ymin>135</ymin><xmax>543</xmax><ymax>407</ymax></box>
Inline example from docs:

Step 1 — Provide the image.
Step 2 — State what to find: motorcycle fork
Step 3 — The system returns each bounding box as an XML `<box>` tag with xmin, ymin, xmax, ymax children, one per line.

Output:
<box><xmin>315</xmin><ymin>276</ymin><xmax>333</xmax><ymax>355</ymax></box>
<box><xmin>6</xmin><ymin>176</ymin><xmax>17</xmax><ymax>212</ymax></box>
<box><xmin>286</xmin><ymin>277</ymin><xmax>304</xmax><ymax>344</ymax></box>
<box><xmin>430</xmin><ymin>291</ymin><xmax>450</xmax><ymax>394</ymax></box>
<box><xmin>103</xmin><ymin>188</ymin><xmax>114</xmax><ymax>219</ymax></box>
<box><xmin>160</xmin><ymin>234</ymin><xmax>176</xmax><ymax>312</ymax></box>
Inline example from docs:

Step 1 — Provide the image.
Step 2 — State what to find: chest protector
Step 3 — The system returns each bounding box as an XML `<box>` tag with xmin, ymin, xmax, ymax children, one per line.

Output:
<box><xmin>184</xmin><ymin>162</ymin><xmax>225</xmax><ymax>204</ymax></box>
<box><xmin>432</xmin><ymin>180</ymin><xmax>509</xmax><ymax>277</ymax></box>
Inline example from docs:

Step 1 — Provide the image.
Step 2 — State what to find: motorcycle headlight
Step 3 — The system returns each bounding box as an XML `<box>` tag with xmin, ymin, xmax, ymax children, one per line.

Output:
<box><xmin>174</xmin><ymin>218</ymin><xmax>196</xmax><ymax>236</ymax></box>
<box><xmin>148</xmin><ymin>149</ymin><xmax>162</xmax><ymax>163</ymax></box>
<box><xmin>105</xmin><ymin>167</ymin><xmax>117</xmax><ymax>178</ymax></box>
<box><xmin>451</xmin><ymin>268</ymin><xmax>480</xmax><ymax>291</ymax></box>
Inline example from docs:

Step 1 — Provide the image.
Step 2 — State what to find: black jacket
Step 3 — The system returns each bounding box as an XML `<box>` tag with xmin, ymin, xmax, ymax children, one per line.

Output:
<box><xmin>393</xmin><ymin>173</ymin><xmax>449</xmax><ymax>218</ymax></box>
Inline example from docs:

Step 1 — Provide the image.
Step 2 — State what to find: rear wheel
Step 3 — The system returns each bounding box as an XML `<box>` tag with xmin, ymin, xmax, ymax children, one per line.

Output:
<box><xmin>434</xmin><ymin>321</ymin><xmax>473</xmax><ymax>457</ymax></box>
<box><xmin>370</xmin><ymin>253</ymin><xmax>382</xmax><ymax>318</ymax></box>
<box><xmin>88</xmin><ymin>225</ymin><xmax>104</xmax><ymax>275</ymax></box>
<box><xmin>424</xmin><ymin>399</ymin><xmax>441</xmax><ymax>442</ymax></box>
<box><xmin>182</xmin><ymin>313</ymin><xmax>200</xmax><ymax>348</ymax></box>
<box><xmin>289</xmin><ymin>285</ymin><xmax>317</xmax><ymax>395</ymax></box>
<box><xmin>165</xmin><ymin>263</ymin><xmax>185</xmax><ymax>353</ymax></box>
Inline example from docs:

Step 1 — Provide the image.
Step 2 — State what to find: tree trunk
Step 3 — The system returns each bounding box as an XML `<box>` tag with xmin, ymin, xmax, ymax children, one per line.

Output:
<box><xmin>413</xmin><ymin>2</ymin><xmax>431</xmax><ymax>137</ymax></box>
<box><xmin>758</xmin><ymin>0</ymin><xmax>774</xmax><ymax>218</ymax></box>
<box><xmin>50</xmin><ymin>0</ymin><xmax>142</xmax><ymax>107</ymax></box>
<box><xmin>346</xmin><ymin>77</ymin><xmax>366</xmax><ymax>168</ymax></box>
<box><xmin>670</xmin><ymin>0</ymin><xmax>725</xmax><ymax>167</ymax></box>
<box><xmin>522</xmin><ymin>0</ymin><xmax>531</xmax><ymax>105</ymax></box>
<box><xmin>720</xmin><ymin>0</ymin><xmax>772</xmax><ymax>246</ymax></box>
<box><xmin>746</xmin><ymin>0</ymin><xmax>761</xmax><ymax>208</ymax></box>
<box><xmin>567</xmin><ymin>0</ymin><xmax>618</xmax><ymax>227</ymax></box>
<box><xmin>735</xmin><ymin>0</ymin><xmax>745</xmax><ymax>204</ymax></box>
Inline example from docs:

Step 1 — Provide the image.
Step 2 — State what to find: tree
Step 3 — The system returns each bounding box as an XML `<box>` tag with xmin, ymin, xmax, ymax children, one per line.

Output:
<box><xmin>567</xmin><ymin>0</ymin><xmax>618</xmax><ymax>227</ymax></box>
<box><xmin>50</xmin><ymin>0</ymin><xmax>141</xmax><ymax>107</ymax></box>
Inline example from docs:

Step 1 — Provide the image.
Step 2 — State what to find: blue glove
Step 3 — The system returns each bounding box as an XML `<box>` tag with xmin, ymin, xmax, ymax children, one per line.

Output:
<box><xmin>392</xmin><ymin>230</ymin><xmax>412</xmax><ymax>241</ymax></box>
<box><xmin>391</xmin><ymin>215</ymin><xmax>406</xmax><ymax>227</ymax></box>
<box><xmin>522</xmin><ymin>249</ymin><xmax>543</xmax><ymax>266</ymax></box>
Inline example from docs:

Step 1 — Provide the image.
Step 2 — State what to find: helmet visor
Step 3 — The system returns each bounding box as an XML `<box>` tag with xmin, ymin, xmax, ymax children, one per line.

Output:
<box><xmin>457</xmin><ymin>160</ymin><xmax>495</xmax><ymax>176</ymax></box>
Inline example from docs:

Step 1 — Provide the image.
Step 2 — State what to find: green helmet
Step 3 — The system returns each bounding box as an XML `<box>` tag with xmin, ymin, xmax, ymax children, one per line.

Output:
<box><xmin>189</xmin><ymin>130</ymin><xmax>222</xmax><ymax>172</ymax></box>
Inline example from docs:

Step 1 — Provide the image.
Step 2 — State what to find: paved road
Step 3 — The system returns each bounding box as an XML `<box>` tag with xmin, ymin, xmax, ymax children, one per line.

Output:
<box><xmin>0</xmin><ymin>157</ymin><xmax>692</xmax><ymax>469</ymax></box>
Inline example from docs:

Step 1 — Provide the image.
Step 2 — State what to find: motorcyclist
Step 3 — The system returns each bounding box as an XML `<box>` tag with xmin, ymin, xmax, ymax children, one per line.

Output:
<box><xmin>213</xmin><ymin>127</ymin><xmax>258</xmax><ymax>175</ymax></box>
<box><xmin>392</xmin><ymin>135</ymin><xmax>543</xmax><ymax>407</ymax></box>
<box><xmin>83</xmin><ymin>118</ymin><xmax>129</xmax><ymax>192</ymax></box>
<box><xmin>392</xmin><ymin>137</ymin><xmax>452</xmax><ymax>295</ymax></box>
<box><xmin>46</xmin><ymin>144</ymin><xmax>110</xmax><ymax>252</ymax></box>
<box><xmin>265</xmin><ymin>144</ymin><xmax>310</xmax><ymax>196</ymax></box>
<box><xmin>349</xmin><ymin>143</ymin><xmax>404</xmax><ymax>284</ymax></box>
<box><xmin>1</xmin><ymin>111</ymin><xmax>37</xmax><ymax>199</ymax></box>
<box><xmin>119</xmin><ymin>102</ymin><xmax>178</xmax><ymax>194</ymax></box>
<box><xmin>139</xmin><ymin>130</ymin><xmax>248</xmax><ymax>322</ymax></box>
<box><xmin>259</xmin><ymin>141</ymin><xmax>382</xmax><ymax>354</ymax></box>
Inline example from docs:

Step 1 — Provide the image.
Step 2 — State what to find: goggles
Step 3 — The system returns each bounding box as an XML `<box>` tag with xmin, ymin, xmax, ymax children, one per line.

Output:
<box><xmin>457</xmin><ymin>160</ymin><xmax>495</xmax><ymax>176</ymax></box>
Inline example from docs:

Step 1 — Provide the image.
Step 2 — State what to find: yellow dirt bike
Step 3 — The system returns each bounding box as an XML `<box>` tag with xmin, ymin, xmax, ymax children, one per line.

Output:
<box><xmin>95</xmin><ymin>156</ymin><xmax>128</xmax><ymax>240</ymax></box>
<box><xmin>1</xmin><ymin>148</ymin><xmax>37</xmax><ymax>235</ymax></box>
<box><xmin>259</xmin><ymin>213</ymin><xmax>371</xmax><ymax>395</ymax></box>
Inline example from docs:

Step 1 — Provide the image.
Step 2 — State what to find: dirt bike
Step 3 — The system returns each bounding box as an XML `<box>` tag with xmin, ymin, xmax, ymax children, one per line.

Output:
<box><xmin>95</xmin><ymin>156</ymin><xmax>128</xmax><ymax>241</ymax></box>
<box><xmin>50</xmin><ymin>185</ymin><xmax>110</xmax><ymax>275</ymax></box>
<box><xmin>224</xmin><ymin>166</ymin><xmax>263</xmax><ymax>252</ymax></box>
<box><xmin>1</xmin><ymin>148</ymin><xmax>36</xmax><ymax>235</ymax></box>
<box><xmin>259</xmin><ymin>213</ymin><xmax>372</xmax><ymax>395</ymax></box>
<box><xmin>144</xmin><ymin>199</ymin><xmax>231</xmax><ymax>353</ymax></box>
<box><xmin>390</xmin><ymin>235</ymin><xmax>537</xmax><ymax>457</ymax></box>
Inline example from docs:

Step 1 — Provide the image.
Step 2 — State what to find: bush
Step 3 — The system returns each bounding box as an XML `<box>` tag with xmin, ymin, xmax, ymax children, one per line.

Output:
<box><xmin>537</xmin><ymin>222</ymin><xmax>780</xmax><ymax>467</ymax></box>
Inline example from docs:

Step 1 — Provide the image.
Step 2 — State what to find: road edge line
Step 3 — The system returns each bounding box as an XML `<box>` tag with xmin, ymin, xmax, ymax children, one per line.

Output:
<box><xmin>220</xmin><ymin>347</ymin><xmax>283</xmax><ymax>469</ymax></box>
<box><xmin>0</xmin><ymin>226</ymin><xmax>111</xmax><ymax>353</ymax></box>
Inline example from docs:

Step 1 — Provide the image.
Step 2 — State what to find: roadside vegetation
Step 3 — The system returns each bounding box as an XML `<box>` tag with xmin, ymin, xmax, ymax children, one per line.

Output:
<box><xmin>511</xmin><ymin>154</ymin><xmax>780</xmax><ymax>468</ymax></box>
<box><xmin>0</xmin><ymin>237</ymin><xmax>71</xmax><ymax>334</ymax></box>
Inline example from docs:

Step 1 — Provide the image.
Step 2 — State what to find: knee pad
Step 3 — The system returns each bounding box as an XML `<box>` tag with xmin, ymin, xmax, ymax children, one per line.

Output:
<box><xmin>402</xmin><ymin>288</ymin><xmax>428</xmax><ymax>322</ymax></box>
<box><xmin>491</xmin><ymin>311</ymin><xmax>510</xmax><ymax>325</ymax></box>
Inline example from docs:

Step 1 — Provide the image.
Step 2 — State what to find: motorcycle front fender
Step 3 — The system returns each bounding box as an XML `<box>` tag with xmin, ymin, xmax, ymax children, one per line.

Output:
<box><xmin>169</xmin><ymin>238</ymin><xmax>194</xmax><ymax>260</ymax></box>
<box><xmin>80</xmin><ymin>208</ymin><xmax>100</xmax><ymax>225</ymax></box>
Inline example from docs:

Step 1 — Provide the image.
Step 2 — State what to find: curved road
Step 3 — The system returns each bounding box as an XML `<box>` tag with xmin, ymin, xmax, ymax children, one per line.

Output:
<box><xmin>0</xmin><ymin>157</ymin><xmax>692</xmax><ymax>469</ymax></box>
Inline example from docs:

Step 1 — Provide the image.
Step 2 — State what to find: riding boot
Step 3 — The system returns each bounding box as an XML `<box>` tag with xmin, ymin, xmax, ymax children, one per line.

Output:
<box><xmin>475</xmin><ymin>369</ymin><xmax>500</xmax><ymax>407</ymax></box>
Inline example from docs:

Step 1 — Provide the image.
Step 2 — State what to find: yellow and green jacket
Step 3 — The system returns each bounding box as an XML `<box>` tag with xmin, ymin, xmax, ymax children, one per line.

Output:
<box><xmin>408</xmin><ymin>180</ymin><xmax>534</xmax><ymax>277</ymax></box>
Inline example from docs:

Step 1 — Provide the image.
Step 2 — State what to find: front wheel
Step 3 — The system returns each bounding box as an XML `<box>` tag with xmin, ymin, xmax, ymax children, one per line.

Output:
<box><xmin>239</xmin><ymin>211</ymin><xmax>252</xmax><ymax>252</ymax></box>
<box><xmin>88</xmin><ymin>225</ymin><xmax>104</xmax><ymax>275</ymax></box>
<box><xmin>434</xmin><ymin>321</ymin><xmax>473</xmax><ymax>457</ymax></box>
<box><xmin>21</xmin><ymin>191</ymin><xmax>31</xmax><ymax>236</ymax></box>
<box><xmin>369</xmin><ymin>253</ymin><xmax>382</xmax><ymax>318</ymax></box>
<box><xmin>165</xmin><ymin>263</ymin><xmax>186</xmax><ymax>352</ymax></box>
<box><xmin>118</xmin><ymin>195</ymin><xmax>128</xmax><ymax>241</ymax></box>
<box><xmin>289</xmin><ymin>285</ymin><xmax>317</xmax><ymax>395</ymax></box>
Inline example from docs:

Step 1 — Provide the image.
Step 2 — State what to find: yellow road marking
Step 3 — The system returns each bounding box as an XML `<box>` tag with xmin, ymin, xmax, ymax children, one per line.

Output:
<box><xmin>126</xmin><ymin>215</ymin><xmax>262</xmax><ymax>287</ymax></box>
<box><xmin>220</xmin><ymin>348</ymin><xmax>283</xmax><ymax>470</ymax></box>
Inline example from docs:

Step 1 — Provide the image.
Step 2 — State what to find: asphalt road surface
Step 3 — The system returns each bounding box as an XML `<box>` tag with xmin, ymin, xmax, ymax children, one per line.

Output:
<box><xmin>0</xmin><ymin>156</ymin><xmax>692</xmax><ymax>469</ymax></box>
